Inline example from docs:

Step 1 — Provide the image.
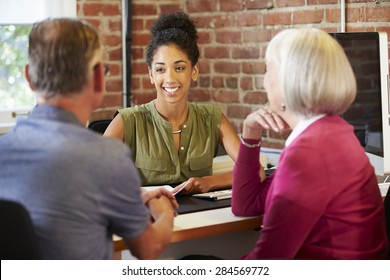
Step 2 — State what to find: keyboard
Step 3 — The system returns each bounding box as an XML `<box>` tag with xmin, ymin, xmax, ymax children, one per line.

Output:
<box><xmin>192</xmin><ymin>189</ymin><xmax>232</xmax><ymax>200</ymax></box>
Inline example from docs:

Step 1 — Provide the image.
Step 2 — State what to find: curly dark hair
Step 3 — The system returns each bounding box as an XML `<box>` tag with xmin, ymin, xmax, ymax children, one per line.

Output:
<box><xmin>146</xmin><ymin>11</ymin><xmax>199</xmax><ymax>67</ymax></box>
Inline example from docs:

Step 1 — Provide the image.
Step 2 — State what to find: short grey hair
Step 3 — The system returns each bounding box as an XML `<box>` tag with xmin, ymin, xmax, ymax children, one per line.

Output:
<box><xmin>27</xmin><ymin>18</ymin><xmax>103</xmax><ymax>99</ymax></box>
<box><xmin>265</xmin><ymin>28</ymin><xmax>356</xmax><ymax>117</ymax></box>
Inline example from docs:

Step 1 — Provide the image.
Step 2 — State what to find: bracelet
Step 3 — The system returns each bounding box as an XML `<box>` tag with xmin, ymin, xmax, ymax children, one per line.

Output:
<box><xmin>240</xmin><ymin>136</ymin><xmax>261</xmax><ymax>148</ymax></box>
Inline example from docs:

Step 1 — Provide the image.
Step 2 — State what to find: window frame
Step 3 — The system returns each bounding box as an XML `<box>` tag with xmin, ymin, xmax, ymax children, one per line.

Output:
<box><xmin>0</xmin><ymin>0</ymin><xmax>76</xmax><ymax>134</ymax></box>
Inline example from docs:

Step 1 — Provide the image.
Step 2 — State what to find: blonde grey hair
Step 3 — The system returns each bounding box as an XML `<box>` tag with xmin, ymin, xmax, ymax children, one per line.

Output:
<box><xmin>265</xmin><ymin>28</ymin><xmax>356</xmax><ymax>117</ymax></box>
<box><xmin>28</xmin><ymin>18</ymin><xmax>103</xmax><ymax>99</ymax></box>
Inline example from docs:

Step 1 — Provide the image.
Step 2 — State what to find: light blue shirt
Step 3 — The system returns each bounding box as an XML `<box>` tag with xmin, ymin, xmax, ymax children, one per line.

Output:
<box><xmin>0</xmin><ymin>104</ymin><xmax>149</xmax><ymax>259</ymax></box>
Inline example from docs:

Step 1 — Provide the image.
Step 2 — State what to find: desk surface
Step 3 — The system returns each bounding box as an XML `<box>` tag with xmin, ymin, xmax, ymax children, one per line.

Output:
<box><xmin>113</xmin><ymin>207</ymin><xmax>261</xmax><ymax>252</ymax></box>
<box><xmin>176</xmin><ymin>195</ymin><xmax>232</xmax><ymax>214</ymax></box>
<box><xmin>114</xmin><ymin>168</ymin><xmax>388</xmax><ymax>254</ymax></box>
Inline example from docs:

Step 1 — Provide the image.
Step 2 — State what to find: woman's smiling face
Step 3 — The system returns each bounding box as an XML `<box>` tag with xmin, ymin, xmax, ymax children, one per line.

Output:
<box><xmin>149</xmin><ymin>44</ymin><xmax>199</xmax><ymax>104</ymax></box>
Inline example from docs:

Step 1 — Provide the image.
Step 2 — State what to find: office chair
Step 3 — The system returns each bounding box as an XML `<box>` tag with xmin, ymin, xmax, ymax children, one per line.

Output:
<box><xmin>384</xmin><ymin>187</ymin><xmax>390</xmax><ymax>259</ymax></box>
<box><xmin>87</xmin><ymin>119</ymin><xmax>112</xmax><ymax>134</ymax></box>
<box><xmin>0</xmin><ymin>200</ymin><xmax>41</xmax><ymax>259</ymax></box>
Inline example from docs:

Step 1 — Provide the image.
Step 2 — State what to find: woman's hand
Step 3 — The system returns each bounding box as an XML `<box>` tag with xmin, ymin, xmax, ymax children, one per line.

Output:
<box><xmin>172</xmin><ymin>177</ymin><xmax>212</xmax><ymax>195</ymax></box>
<box><xmin>242</xmin><ymin>108</ymin><xmax>288</xmax><ymax>139</ymax></box>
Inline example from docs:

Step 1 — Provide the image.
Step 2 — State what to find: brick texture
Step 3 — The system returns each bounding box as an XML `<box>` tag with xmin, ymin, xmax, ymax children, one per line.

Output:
<box><xmin>78</xmin><ymin>0</ymin><xmax>390</xmax><ymax>148</ymax></box>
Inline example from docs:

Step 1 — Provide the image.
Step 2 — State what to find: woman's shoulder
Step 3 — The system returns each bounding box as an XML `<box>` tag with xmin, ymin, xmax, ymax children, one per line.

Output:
<box><xmin>118</xmin><ymin>101</ymin><xmax>153</xmax><ymax>118</ymax></box>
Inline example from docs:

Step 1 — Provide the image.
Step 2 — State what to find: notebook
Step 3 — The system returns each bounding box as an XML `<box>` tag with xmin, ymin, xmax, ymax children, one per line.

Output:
<box><xmin>142</xmin><ymin>185</ymin><xmax>232</xmax><ymax>214</ymax></box>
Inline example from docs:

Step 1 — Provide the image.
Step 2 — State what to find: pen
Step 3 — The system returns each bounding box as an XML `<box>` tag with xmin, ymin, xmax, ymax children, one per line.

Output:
<box><xmin>172</xmin><ymin>180</ymin><xmax>189</xmax><ymax>196</ymax></box>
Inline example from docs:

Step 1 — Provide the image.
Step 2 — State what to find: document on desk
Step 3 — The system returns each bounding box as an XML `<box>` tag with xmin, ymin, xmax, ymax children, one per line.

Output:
<box><xmin>142</xmin><ymin>185</ymin><xmax>173</xmax><ymax>192</ymax></box>
<box><xmin>171</xmin><ymin>181</ymin><xmax>190</xmax><ymax>195</ymax></box>
<box><xmin>142</xmin><ymin>183</ymin><xmax>188</xmax><ymax>196</ymax></box>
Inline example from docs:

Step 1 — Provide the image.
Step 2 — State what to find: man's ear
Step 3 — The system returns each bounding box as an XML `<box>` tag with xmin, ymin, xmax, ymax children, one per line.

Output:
<box><xmin>93</xmin><ymin>63</ymin><xmax>104</xmax><ymax>93</ymax></box>
<box><xmin>91</xmin><ymin>63</ymin><xmax>105</xmax><ymax>109</ymax></box>
<box><xmin>24</xmin><ymin>64</ymin><xmax>35</xmax><ymax>90</ymax></box>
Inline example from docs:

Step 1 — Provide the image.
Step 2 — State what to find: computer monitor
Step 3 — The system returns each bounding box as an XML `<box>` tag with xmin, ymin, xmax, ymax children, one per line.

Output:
<box><xmin>329</xmin><ymin>32</ymin><xmax>390</xmax><ymax>175</ymax></box>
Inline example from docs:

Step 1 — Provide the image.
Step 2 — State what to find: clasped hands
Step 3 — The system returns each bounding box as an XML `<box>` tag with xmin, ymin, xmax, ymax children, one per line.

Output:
<box><xmin>142</xmin><ymin>187</ymin><xmax>179</xmax><ymax>217</ymax></box>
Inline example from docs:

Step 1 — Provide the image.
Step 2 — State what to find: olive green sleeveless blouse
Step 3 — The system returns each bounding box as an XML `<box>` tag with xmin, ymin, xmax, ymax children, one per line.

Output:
<box><xmin>118</xmin><ymin>101</ymin><xmax>221</xmax><ymax>186</ymax></box>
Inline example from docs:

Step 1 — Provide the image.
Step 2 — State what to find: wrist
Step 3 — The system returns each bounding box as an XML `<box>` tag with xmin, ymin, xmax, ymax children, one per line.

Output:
<box><xmin>240</xmin><ymin>136</ymin><xmax>261</xmax><ymax>148</ymax></box>
<box><xmin>242</xmin><ymin>126</ymin><xmax>262</xmax><ymax>140</ymax></box>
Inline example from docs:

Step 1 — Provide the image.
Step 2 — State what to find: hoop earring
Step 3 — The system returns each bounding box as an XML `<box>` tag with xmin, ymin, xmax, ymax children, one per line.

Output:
<box><xmin>280</xmin><ymin>103</ymin><xmax>286</xmax><ymax>112</ymax></box>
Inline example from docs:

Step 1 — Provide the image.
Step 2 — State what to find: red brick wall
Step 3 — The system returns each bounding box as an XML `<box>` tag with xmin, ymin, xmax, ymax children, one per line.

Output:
<box><xmin>77</xmin><ymin>0</ymin><xmax>123</xmax><ymax>120</ymax></box>
<box><xmin>79</xmin><ymin>0</ymin><xmax>390</xmax><ymax>149</ymax></box>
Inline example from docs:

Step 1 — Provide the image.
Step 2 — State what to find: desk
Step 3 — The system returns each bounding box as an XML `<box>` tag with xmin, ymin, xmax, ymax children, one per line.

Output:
<box><xmin>114</xmin><ymin>190</ymin><xmax>388</xmax><ymax>259</ymax></box>
<box><xmin>113</xmin><ymin>207</ymin><xmax>261</xmax><ymax>259</ymax></box>
<box><xmin>112</xmin><ymin>156</ymin><xmax>388</xmax><ymax>259</ymax></box>
<box><xmin>113</xmin><ymin>155</ymin><xmax>259</xmax><ymax>259</ymax></box>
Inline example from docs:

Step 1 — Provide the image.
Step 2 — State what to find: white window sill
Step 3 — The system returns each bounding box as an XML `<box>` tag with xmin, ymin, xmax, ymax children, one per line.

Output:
<box><xmin>0</xmin><ymin>108</ymin><xmax>31</xmax><ymax>135</ymax></box>
<box><xmin>0</xmin><ymin>122</ymin><xmax>15</xmax><ymax>135</ymax></box>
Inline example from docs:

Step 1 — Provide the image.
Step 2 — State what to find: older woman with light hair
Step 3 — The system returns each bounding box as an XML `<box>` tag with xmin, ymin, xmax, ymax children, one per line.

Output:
<box><xmin>232</xmin><ymin>28</ymin><xmax>387</xmax><ymax>259</ymax></box>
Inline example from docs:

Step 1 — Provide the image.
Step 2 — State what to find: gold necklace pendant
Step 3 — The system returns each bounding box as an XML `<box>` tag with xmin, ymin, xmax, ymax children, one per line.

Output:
<box><xmin>172</xmin><ymin>129</ymin><xmax>182</xmax><ymax>134</ymax></box>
